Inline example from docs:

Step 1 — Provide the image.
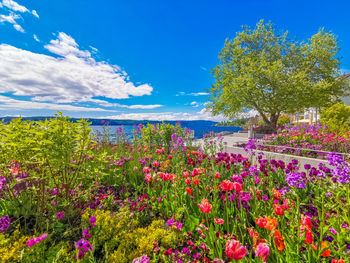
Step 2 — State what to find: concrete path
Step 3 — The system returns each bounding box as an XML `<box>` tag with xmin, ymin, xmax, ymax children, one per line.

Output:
<box><xmin>194</xmin><ymin>132</ymin><xmax>329</xmax><ymax>170</ymax></box>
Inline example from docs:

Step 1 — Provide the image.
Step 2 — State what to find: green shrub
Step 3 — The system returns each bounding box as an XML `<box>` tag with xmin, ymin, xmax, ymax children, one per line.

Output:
<box><xmin>277</xmin><ymin>115</ymin><xmax>291</xmax><ymax>126</ymax></box>
<box><xmin>320</xmin><ymin>102</ymin><xmax>350</xmax><ymax>132</ymax></box>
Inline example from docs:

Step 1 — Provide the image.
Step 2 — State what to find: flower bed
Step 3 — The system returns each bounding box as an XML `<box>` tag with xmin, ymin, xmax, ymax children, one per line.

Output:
<box><xmin>244</xmin><ymin>124</ymin><xmax>350</xmax><ymax>160</ymax></box>
<box><xmin>0</xmin><ymin>116</ymin><xmax>349</xmax><ymax>262</ymax></box>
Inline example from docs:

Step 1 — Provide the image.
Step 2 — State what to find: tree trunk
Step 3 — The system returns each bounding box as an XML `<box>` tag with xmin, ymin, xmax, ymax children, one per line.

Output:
<box><xmin>258</xmin><ymin>111</ymin><xmax>279</xmax><ymax>132</ymax></box>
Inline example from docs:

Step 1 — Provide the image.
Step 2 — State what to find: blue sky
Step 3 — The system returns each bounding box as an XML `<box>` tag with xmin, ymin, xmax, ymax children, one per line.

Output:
<box><xmin>0</xmin><ymin>0</ymin><xmax>349</xmax><ymax>120</ymax></box>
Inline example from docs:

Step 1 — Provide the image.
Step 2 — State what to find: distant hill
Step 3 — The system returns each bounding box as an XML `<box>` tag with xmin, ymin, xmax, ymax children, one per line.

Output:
<box><xmin>0</xmin><ymin>116</ymin><xmax>218</xmax><ymax>126</ymax></box>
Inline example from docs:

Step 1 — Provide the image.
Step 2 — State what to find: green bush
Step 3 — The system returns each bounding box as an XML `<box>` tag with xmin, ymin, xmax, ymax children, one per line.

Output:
<box><xmin>320</xmin><ymin>102</ymin><xmax>350</xmax><ymax>132</ymax></box>
<box><xmin>277</xmin><ymin>115</ymin><xmax>291</xmax><ymax>126</ymax></box>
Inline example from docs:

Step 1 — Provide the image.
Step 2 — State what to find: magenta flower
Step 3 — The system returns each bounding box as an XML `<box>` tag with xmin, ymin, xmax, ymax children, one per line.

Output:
<box><xmin>27</xmin><ymin>233</ymin><xmax>48</xmax><ymax>248</ymax></box>
<box><xmin>56</xmin><ymin>212</ymin><xmax>64</xmax><ymax>219</ymax></box>
<box><xmin>89</xmin><ymin>216</ymin><xmax>96</xmax><ymax>228</ymax></box>
<box><xmin>329</xmin><ymin>228</ymin><xmax>338</xmax><ymax>235</ymax></box>
<box><xmin>0</xmin><ymin>215</ymin><xmax>10</xmax><ymax>232</ymax></box>
<box><xmin>132</xmin><ymin>255</ymin><xmax>150</xmax><ymax>263</ymax></box>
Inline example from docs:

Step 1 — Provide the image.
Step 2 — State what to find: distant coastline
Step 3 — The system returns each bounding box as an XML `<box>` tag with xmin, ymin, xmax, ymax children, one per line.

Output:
<box><xmin>0</xmin><ymin>116</ymin><xmax>219</xmax><ymax>126</ymax></box>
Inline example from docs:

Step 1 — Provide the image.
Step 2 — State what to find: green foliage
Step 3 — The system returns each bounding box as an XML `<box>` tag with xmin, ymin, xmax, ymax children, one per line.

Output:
<box><xmin>320</xmin><ymin>102</ymin><xmax>350</xmax><ymax>132</ymax></box>
<box><xmin>277</xmin><ymin>115</ymin><xmax>291</xmax><ymax>126</ymax></box>
<box><xmin>82</xmin><ymin>209</ymin><xmax>181</xmax><ymax>263</ymax></box>
<box><xmin>215</xmin><ymin>118</ymin><xmax>247</xmax><ymax>127</ymax></box>
<box><xmin>133</xmin><ymin>122</ymin><xmax>193</xmax><ymax>152</ymax></box>
<box><xmin>208</xmin><ymin>20</ymin><xmax>345</xmax><ymax>130</ymax></box>
<box><xmin>0</xmin><ymin>113</ymin><xmax>94</xmax><ymax>232</ymax></box>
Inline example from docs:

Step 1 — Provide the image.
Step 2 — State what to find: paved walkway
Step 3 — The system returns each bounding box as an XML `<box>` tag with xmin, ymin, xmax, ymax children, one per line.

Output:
<box><xmin>194</xmin><ymin>132</ymin><xmax>329</xmax><ymax>170</ymax></box>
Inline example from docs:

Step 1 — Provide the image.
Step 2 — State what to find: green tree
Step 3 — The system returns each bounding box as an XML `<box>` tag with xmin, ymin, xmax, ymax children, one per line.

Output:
<box><xmin>208</xmin><ymin>20</ymin><xmax>345</xmax><ymax>130</ymax></box>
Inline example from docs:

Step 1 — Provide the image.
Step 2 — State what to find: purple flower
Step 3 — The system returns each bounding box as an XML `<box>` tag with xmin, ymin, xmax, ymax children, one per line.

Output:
<box><xmin>285</xmin><ymin>172</ymin><xmax>306</xmax><ymax>189</ymax></box>
<box><xmin>240</xmin><ymin>192</ymin><xmax>251</xmax><ymax>202</ymax></box>
<box><xmin>0</xmin><ymin>215</ymin><xmax>10</xmax><ymax>232</ymax></box>
<box><xmin>304</xmin><ymin>164</ymin><xmax>311</xmax><ymax>170</ymax></box>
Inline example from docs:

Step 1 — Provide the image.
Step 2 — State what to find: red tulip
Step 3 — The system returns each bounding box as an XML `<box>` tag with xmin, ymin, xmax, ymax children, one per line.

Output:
<box><xmin>273</xmin><ymin>204</ymin><xmax>285</xmax><ymax>216</ymax></box>
<box><xmin>214</xmin><ymin>218</ymin><xmax>224</xmax><ymax>225</ymax></box>
<box><xmin>225</xmin><ymin>239</ymin><xmax>247</xmax><ymax>260</ymax></box>
<box><xmin>233</xmin><ymin>182</ymin><xmax>243</xmax><ymax>192</ymax></box>
<box><xmin>185</xmin><ymin>187</ymin><xmax>192</xmax><ymax>195</ymax></box>
<box><xmin>220</xmin><ymin>180</ymin><xmax>234</xmax><ymax>191</ymax></box>
<box><xmin>198</xmin><ymin>199</ymin><xmax>212</xmax><ymax>213</ymax></box>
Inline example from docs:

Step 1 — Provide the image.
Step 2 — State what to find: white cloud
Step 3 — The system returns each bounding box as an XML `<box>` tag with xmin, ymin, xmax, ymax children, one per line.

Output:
<box><xmin>176</xmin><ymin>91</ymin><xmax>209</xmax><ymax>96</ymax></box>
<box><xmin>190</xmin><ymin>101</ymin><xmax>199</xmax><ymax>107</ymax></box>
<box><xmin>0</xmin><ymin>12</ymin><xmax>18</xmax><ymax>23</ymax></box>
<box><xmin>0</xmin><ymin>1</ymin><xmax>38</xmax><ymax>32</ymax></box>
<box><xmin>12</xmin><ymin>22</ymin><xmax>23</xmax><ymax>32</ymax></box>
<box><xmin>190</xmin><ymin>92</ymin><xmax>209</xmax><ymax>96</ymax></box>
<box><xmin>1</xmin><ymin>0</ymin><xmax>38</xmax><ymax>17</ymax></box>
<box><xmin>33</xmin><ymin>34</ymin><xmax>39</xmax><ymax>42</ymax></box>
<box><xmin>100</xmin><ymin>108</ymin><xmax>226</xmax><ymax>121</ymax></box>
<box><xmin>1</xmin><ymin>0</ymin><xmax>28</xmax><ymax>13</ymax></box>
<box><xmin>0</xmin><ymin>32</ymin><xmax>153</xmax><ymax>105</ymax></box>
<box><xmin>31</xmin><ymin>9</ymin><xmax>38</xmax><ymax>18</ymax></box>
<box><xmin>0</xmin><ymin>95</ymin><xmax>110</xmax><ymax>112</ymax></box>
<box><xmin>0</xmin><ymin>12</ymin><xmax>24</xmax><ymax>32</ymax></box>
<box><xmin>126</xmin><ymin>104</ymin><xmax>163</xmax><ymax>109</ymax></box>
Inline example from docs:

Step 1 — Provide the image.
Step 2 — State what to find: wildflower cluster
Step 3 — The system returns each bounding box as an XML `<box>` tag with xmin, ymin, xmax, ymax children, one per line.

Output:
<box><xmin>0</xmin><ymin>117</ymin><xmax>349</xmax><ymax>262</ymax></box>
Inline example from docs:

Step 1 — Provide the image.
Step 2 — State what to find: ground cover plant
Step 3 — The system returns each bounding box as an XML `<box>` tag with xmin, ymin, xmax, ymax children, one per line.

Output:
<box><xmin>0</xmin><ymin>115</ymin><xmax>349</xmax><ymax>262</ymax></box>
<box><xmin>246</xmin><ymin>124</ymin><xmax>350</xmax><ymax>160</ymax></box>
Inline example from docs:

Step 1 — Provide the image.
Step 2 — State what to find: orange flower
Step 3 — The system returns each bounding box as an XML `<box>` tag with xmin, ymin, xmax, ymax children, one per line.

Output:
<box><xmin>274</xmin><ymin>230</ymin><xmax>285</xmax><ymax>252</ymax></box>
<box><xmin>321</xmin><ymin>241</ymin><xmax>331</xmax><ymax>257</ymax></box>
<box><xmin>192</xmin><ymin>178</ymin><xmax>200</xmax><ymax>186</ymax></box>
<box><xmin>331</xmin><ymin>259</ymin><xmax>345</xmax><ymax>263</ymax></box>
<box><xmin>310</xmin><ymin>244</ymin><xmax>317</xmax><ymax>251</ymax></box>
<box><xmin>198</xmin><ymin>199</ymin><xmax>212</xmax><ymax>213</ymax></box>
<box><xmin>248</xmin><ymin>228</ymin><xmax>266</xmax><ymax>249</ymax></box>
<box><xmin>255</xmin><ymin>216</ymin><xmax>277</xmax><ymax>231</ymax></box>
<box><xmin>272</xmin><ymin>189</ymin><xmax>282</xmax><ymax>200</ymax></box>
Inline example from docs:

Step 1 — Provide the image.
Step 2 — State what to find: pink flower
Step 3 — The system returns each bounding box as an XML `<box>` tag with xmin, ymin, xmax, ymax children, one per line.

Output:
<box><xmin>89</xmin><ymin>216</ymin><xmax>96</xmax><ymax>228</ymax></box>
<box><xmin>27</xmin><ymin>233</ymin><xmax>48</xmax><ymax>248</ymax></box>
<box><xmin>329</xmin><ymin>228</ymin><xmax>338</xmax><ymax>235</ymax></box>
<box><xmin>214</xmin><ymin>218</ymin><xmax>224</xmax><ymax>225</ymax></box>
<box><xmin>198</xmin><ymin>199</ymin><xmax>212</xmax><ymax>213</ymax></box>
<box><xmin>143</xmin><ymin>167</ymin><xmax>151</xmax><ymax>174</ymax></box>
<box><xmin>225</xmin><ymin>239</ymin><xmax>247</xmax><ymax>260</ymax></box>
<box><xmin>256</xmin><ymin>243</ymin><xmax>270</xmax><ymax>263</ymax></box>
<box><xmin>145</xmin><ymin>174</ymin><xmax>152</xmax><ymax>182</ymax></box>
<box><xmin>56</xmin><ymin>212</ymin><xmax>64</xmax><ymax>219</ymax></box>
<box><xmin>215</xmin><ymin>172</ymin><xmax>221</xmax><ymax>179</ymax></box>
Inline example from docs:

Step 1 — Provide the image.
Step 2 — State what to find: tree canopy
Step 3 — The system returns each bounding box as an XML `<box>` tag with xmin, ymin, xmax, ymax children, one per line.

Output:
<box><xmin>208</xmin><ymin>20</ymin><xmax>346</xmax><ymax>129</ymax></box>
